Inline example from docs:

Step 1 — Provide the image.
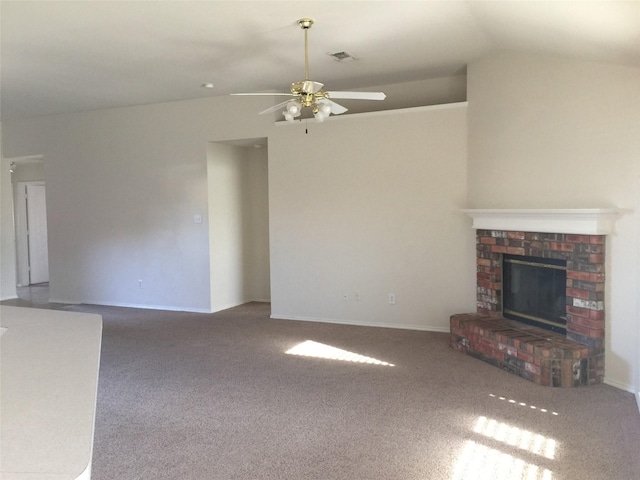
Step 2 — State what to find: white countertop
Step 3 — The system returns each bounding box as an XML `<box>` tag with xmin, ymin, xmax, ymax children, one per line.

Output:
<box><xmin>0</xmin><ymin>306</ymin><xmax>102</xmax><ymax>480</ymax></box>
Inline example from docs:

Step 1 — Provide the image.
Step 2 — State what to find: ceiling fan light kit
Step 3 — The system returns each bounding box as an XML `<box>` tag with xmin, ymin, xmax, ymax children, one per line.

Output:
<box><xmin>232</xmin><ymin>18</ymin><xmax>385</xmax><ymax>123</ymax></box>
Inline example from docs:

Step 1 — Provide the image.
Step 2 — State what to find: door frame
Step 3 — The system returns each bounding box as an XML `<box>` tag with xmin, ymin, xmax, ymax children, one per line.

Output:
<box><xmin>15</xmin><ymin>181</ymin><xmax>47</xmax><ymax>286</ymax></box>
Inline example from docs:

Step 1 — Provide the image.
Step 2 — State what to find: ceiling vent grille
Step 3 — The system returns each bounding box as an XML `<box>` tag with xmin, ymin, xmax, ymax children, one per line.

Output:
<box><xmin>328</xmin><ymin>51</ymin><xmax>357</xmax><ymax>61</ymax></box>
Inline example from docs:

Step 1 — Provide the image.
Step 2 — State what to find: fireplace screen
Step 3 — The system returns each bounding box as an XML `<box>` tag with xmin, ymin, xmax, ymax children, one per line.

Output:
<box><xmin>502</xmin><ymin>254</ymin><xmax>567</xmax><ymax>333</ymax></box>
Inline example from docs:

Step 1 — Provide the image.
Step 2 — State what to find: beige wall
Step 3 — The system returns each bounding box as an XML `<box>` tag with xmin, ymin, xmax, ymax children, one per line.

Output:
<box><xmin>268</xmin><ymin>104</ymin><xmax>475</xmax><ymax>330</ymax></box>
<box><xmin>0</xmin><ymin>75</ymin><xmax>462</xmax><ymax>312</ymax></box>
<box><xmin>1</xmin><ymin>125</ymin><xmax>18</xmax><ymax>300</ymax></box>
<box><xmin>1</xmin><ymin>96</ymin><xmax>274</xmax><ymax>311</ymax></box>
<box><xmin>467</xmin><ymin>52</ymin><xmax>640</xmax><ymax>391</ymax></box>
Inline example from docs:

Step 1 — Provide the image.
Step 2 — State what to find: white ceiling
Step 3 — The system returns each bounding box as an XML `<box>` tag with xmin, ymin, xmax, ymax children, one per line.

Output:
<box><xmin>1</xmin><ymin>1</ymin><xmax>638</xmax><ymax>122</ymax></box>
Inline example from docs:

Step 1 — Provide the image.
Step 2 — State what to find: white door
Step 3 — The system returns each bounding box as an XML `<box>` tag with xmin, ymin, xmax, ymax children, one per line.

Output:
<box><xmin>26</xmin><ymin>184</ymin><xmax>49</xmax><ymax>284</ymax></box>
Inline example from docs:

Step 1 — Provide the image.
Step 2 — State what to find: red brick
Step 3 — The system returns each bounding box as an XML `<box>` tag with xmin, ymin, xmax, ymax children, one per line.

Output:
<box><xmin>589</xmin><ymin>236</ymin><xmax>606</xmax><ymax>244</ymax></box>
<box><xmin>507</xmin><ymin>231</ymin><xmax>526</xmax><ymax>239</ymax></box>
<box><xmin>571</xmin><ymin>316</ymin><xmax>604</xmax><ymax>329</ymax></box>
<box><xmin>559</xmin><ymin>242</ymin><xmax>575</xmax><ymax>252</ymax></box>
<box><xmin>567</xmin><ymin>288</ymin><xmax>590</xmax><ymax>300</ymax></box>
<box><xmin>589</xmin><ymin>328</ymin><xmax>605</xmax><ymax>339</ymax></box>
<box><xmin>518</xmin><ymin>351</ymin><xmax>534</xmax><ymax>363</ymax></box>
<box><xmin>589</xmin><ymin>310</ymin><xmax>605</xmax><ymax>321</ymax></box>
<box><xmin>491</xmin><ymin>246</ymin><xmax>508</xmax><ymax>253</ymax></box>
<box><xmin>481</xmin><ymin>237</ymin><xmax>497</xmax><ymax>245</ymax></box>
<box><xmin>567</xmin><ymin>306</ymin><xmax>591</xmax><ymax>318</ymax></box>
<box><xmin>567</xmin><ymin>270</ymin><xmax>591</xmax><ymax>281</ymax></box>
<box><xmin>567</xmin><ymin>323</ymin><xmax>590</xmax><ymax>336</ymax></box>
<box><xmin>562</xmin><ymin>359</ymin><xmax>574</xmax><ymax>387</ymax></box>
<box><xmin>589</xmin><ymin>254</ymin><xmax>605</xmax><ymax>264</ymax></box>
<box><xmin>587</xmin><ymin>244</ymin><xmax>605</xmax><ymax>254</ymax></box>
<box><xmin>566</xmin><ymin>234</ymin><xmax>591</xmax><ymax>243</ymax></box>
<box><xmin>476</xmin><ymin>258</ymin><xmax>491</xmax><ymax>266</ymax></box>
<box><xmin>572</xmin><ymin>348</ymin><xmax>588</xmax><ymax>359</ymax></box>
<box><xmin>507</xmin><ymin>247</ymin><xmax>525</xmax><ymax>255</ymax></box>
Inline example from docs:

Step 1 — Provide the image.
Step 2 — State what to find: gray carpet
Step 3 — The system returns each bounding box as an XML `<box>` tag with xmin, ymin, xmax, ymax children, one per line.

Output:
<box><xmin>6</xmin><ymin>296</ymin><xmax>640</xmax><ymax>479</ymax></box>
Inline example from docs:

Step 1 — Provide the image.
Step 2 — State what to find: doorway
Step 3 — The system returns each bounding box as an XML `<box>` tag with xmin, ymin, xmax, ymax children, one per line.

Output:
<box><xmin>24</xmin><ymin>184</ymin><xmax>50</xmax><ymax>284</ymax></box>
<box><xmin>14</xmin><ymin>172</ymin><xmax>49</xmax><ymax>286</ymax></box>
<box><xmin>207</xmin><ymin>139</ymin><xmax>270</xmax><ymax>311</ymax></box>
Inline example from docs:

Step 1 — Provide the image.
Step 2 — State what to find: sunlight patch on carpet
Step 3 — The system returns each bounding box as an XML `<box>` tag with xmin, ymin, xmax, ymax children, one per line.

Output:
<box><xmin>452</xmin><ymin>440</ymin><xmax>553</xmax><ymax>480</ymax></box>
<box><xmin>285</xmin><ymin>340</ymin><xmax>394</xmax><ymax>366</ymax></box>
<box><xmin>489</xmin><ymin>393</ymin><xmax>559</xmax><ymax>416</ymax></box>
<box><xmin>474</xmin><ymin>416</ymin><xmax>557</xmax><ymax>460</ymax></box>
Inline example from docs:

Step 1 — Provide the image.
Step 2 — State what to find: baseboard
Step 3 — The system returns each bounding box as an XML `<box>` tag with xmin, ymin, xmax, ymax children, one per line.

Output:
<box><xmin>0</xmin><ymin>295</ymin><xmax>19</xmax><ymax>302</ymax></box>
<box><xmin>48</xmin><ymin>298</ymin><xmax>82</xmax><ymax>305</ymax></box>
<box><xmin>636</xmin><ymin>391</ymin><xmax>640</xmax><ymax>415</ymax></box>
<box><xmin>53</xmin><ymin>298</ymin><xmax>268</xmax><ymax>314</ymax></box>
<box><xmin>269</xmin><ymin>314</ymin><xmax>450</xmax><ymax>333</ymax></box>
<box><xmin>210</xmin><ymin>302</ymin><xmax>248</xmax><ymax>313</ymax></box>
<box><xmin>68</xmin><ymin>300</ymin><xmax>212</xmax><ymax>314</ymax></box>
<box><xmin>603</xmin><ymin>377</ymin><xmax>635</xmax><ymax>394</ymax></box>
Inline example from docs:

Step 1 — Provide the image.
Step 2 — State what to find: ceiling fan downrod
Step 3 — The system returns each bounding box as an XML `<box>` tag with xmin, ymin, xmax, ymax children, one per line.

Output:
<box><xmin>298</xmin><ymin>18</ymin><xmax>314</xmax><ymax>82</ymax></box>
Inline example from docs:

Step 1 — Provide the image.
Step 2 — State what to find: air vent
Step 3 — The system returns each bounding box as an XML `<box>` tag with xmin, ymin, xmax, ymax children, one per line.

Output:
<box><xmin>328</xmin><ymin>51</ymin><xmax>357</xmax><ymax>61</ymax></box>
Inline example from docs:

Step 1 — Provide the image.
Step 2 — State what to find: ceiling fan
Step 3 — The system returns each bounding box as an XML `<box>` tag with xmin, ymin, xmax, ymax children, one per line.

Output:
<box><xmin>232</xmin><ymin>18</ymin><xmax>386</xmax><ymax>122</ymax></box>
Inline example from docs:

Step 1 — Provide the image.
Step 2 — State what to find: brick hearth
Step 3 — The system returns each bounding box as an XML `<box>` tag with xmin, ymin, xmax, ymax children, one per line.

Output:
<box><xmin>450</xmin><ymin>229</ymin><xmax>605</xmax><ymax>387</ymax></box>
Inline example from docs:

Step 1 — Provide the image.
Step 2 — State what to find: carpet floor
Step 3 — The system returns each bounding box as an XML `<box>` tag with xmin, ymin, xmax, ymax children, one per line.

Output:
<box><xmin>4</xmin><ymin>295</ymin><xmax>640</xmax><ymax>479</ymax></box>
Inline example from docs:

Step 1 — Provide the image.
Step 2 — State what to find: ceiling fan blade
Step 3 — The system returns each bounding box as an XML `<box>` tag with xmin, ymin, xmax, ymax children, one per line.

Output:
<box><xmin>259</xmin><ymin>100</ymin><xmax>293</xmax><ymax>115</ymax></box>
<box><xmin>327</xmin><ymin>91</ymin><xmax>386</xmax><ymax>101</ymax></box>
<box><xmin>231</xmin><ymin>92</ymin><xmax>294</xmax><ymax>96</ymax></box>
<box><xmin>318</xmin><ymin>98</ymin><xmax>348</xmax><ymax>115</ymax></box>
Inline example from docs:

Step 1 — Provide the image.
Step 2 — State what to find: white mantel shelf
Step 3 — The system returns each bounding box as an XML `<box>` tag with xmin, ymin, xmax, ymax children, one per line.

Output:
<box><xmin>462</xmin><ymin>209</ymin><xmax>620</xmax><ymax>235</ymax></box>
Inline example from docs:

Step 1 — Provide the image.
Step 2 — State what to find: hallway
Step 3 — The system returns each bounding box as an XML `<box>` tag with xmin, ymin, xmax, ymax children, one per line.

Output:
<box><xmin>1</xmin><ymin>283</ymin><xmax>63</xmax><ymax>310</ymax></box>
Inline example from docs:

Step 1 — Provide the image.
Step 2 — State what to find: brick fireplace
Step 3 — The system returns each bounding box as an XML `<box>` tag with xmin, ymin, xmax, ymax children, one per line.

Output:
<box><xmin>450</xmin><ymin>209</ymin><xmax>618</xmax><ymax>387</ymax></box>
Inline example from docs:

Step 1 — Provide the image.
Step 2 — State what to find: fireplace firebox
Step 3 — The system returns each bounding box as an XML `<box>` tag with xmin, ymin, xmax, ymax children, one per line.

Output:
<box><xmin>502</xmin><ymin>254</ymin><xmax>567</xmax><ymax>334</ymax></box>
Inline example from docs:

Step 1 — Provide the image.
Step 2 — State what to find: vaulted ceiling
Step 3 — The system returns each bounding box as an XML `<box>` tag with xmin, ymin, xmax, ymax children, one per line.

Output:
<box><xmin>1</xmin><ymin>1</ymin><xmax>638</xmax><ymax>121</ymax></box>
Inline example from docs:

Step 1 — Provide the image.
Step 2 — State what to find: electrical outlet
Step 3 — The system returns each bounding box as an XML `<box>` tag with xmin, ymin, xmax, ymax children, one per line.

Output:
<box><xmin>342</xmin><ymin>292</ymin><xmax>349</xmax><ymax>301</ymax></box>
<box><xmin>138</xmin><ymin>279</ymin><xmax>143</xmax><ymax>288</ymax></box>
<box><xmin>388</xmin><ymin>293</ymin><xmax>396</xmax><ymax>305</ymax></box>
<box><xmin>354</xmin><ymin>291</ymin><xmax>361</xmax><ymax>301</ymax></box>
